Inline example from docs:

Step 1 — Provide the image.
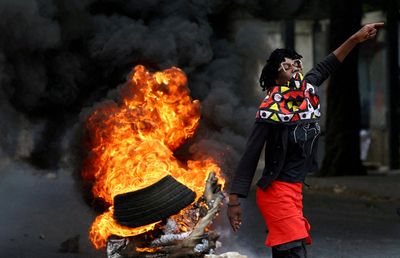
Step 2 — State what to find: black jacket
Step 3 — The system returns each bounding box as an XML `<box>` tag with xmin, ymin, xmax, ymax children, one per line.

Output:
<box><xmin>229</xmin><ymin>53</ymin><xmax>340</xmax><ymax>198</ymax></box>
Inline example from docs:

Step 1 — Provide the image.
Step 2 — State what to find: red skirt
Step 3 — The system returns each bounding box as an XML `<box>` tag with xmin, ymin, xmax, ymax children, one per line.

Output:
<box><xmin>256</xmin><ymin>181</ymin><xmax>312</xmax><ymax>247</ymax></box>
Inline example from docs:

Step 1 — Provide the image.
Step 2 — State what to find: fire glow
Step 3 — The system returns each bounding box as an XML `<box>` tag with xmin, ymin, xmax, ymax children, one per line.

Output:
<box><xmin>82</xmin><ymin>65</ymin><xmax>223</xmax><ymax>249</ymax></box>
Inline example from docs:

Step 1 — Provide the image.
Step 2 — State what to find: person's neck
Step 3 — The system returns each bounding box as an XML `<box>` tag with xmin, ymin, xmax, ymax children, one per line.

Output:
<box><xmin>275</xmin><ymin>79</ymin><xmax>289</xmax><ymax>86</ymax></box>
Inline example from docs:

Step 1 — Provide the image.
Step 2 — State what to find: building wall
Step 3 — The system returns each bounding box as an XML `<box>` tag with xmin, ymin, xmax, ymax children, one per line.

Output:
<box><xmin>295</xmin><ymin>13</ymin><xmax>391</xmax><ymax>169</ymax></box>
<box><xmin>359</xmin><ymin>11</ymin><xmax>390</xmax><ymax>168</ymax></box>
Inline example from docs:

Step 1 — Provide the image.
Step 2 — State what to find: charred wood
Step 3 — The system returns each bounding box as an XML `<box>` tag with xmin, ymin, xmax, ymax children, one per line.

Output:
<box><xmin>107</xmin><ymin>172</ymin><xmax>224</xmax><ymax>258</ymax></box>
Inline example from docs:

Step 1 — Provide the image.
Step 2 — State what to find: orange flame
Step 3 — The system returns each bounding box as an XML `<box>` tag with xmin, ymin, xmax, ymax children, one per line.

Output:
<box><xmin>82</xmin><ymin>65</ymin><xmax>223</xmax><ymax>249</ymax></box>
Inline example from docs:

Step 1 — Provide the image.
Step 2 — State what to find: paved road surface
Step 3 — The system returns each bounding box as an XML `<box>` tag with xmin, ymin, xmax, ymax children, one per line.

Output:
<box><xmin>0</xmin><ymin>163</ymin><xmax>399</xmax><ymax>258</ymax></box>
<box><xmin>216</xmin><ymin>186</ymin><xmax>400</xmax><ymax>258</ymax></box>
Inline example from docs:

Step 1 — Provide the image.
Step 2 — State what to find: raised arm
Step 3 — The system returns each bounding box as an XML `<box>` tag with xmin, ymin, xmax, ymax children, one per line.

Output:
<box><xmin>333</xmin><ymin>22</ymin><xmax>384</xmax><ymax>62</ymax></box>
<box><xmin>304</xmin><ymin>53</ymin><xmax>341</xmax><ymax>86</ymax></box>
<box><xmin>305</xmin><ymin>22</ymin><xmax>384</xmax><ymax>86</ymax></box>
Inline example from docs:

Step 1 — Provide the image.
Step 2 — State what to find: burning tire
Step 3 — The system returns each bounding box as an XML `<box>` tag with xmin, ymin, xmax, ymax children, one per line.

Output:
<box><xmin>113</xmin><ymin>175</ymin><xmax>196</xmax><ymax>228</ymax></box>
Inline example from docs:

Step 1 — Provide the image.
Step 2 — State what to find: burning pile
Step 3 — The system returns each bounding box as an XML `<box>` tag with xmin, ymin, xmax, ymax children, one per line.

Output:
<box><xmin>81</xmin><ymin>65</ymin><xmax>224</xmax><ymax>256</ymax></box>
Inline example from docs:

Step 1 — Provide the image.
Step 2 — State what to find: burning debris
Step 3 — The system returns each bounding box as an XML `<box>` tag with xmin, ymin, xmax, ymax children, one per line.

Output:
<box><xmin>81</xmin><ymin>65</ymin><xmax>225</xmax><ymax>256</ymax></box>
<box><xmin>107</xmin><ymin>172</ymin><xmax>224</xmax><ymax>257</ymax></box>
<box><xmin>113</xmin><ymin>175</ymin><xmax>196</xmax><ymax>229</ymax></box>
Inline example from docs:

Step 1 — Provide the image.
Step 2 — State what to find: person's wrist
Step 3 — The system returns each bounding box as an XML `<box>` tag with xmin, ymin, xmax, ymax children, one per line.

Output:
<box><xmin>350</xmin><ymin>34</ymin><xmax>361</xmax><ymax>44</ymax></box>
<box><xmin>228</xmin><ymin>194</ymin><xmax>240</xmax><ymax>206</ymax></box>
<box><xmin>227</xmin><ymin>202</ymin><xmax>240</xmax><ymax>207</ymax></box>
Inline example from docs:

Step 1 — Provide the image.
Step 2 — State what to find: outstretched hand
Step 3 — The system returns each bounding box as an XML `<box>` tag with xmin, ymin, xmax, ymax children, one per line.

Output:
<box><xmin>352</xmin><ymin>22</ymin><xmax>385</xmax><ymax>43</ymax></box>
<box><xmin>334</xmin><ymin>22</ymin><xmax>384</xmax><ymax>62</ymax></box>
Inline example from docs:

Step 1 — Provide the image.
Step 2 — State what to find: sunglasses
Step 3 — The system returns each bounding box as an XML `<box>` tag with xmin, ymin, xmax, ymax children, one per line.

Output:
<box><xmin>278</xmin><ymin>59</ymin><xmax>303</xmax><ymax>72</ymax></box>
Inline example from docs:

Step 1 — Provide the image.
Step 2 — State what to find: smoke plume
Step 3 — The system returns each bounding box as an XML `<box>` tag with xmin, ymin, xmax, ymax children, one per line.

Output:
<box><xmin>0</xmin><ymin>0</ymin><xmax>274</xmax><ymax>181</ymax></box>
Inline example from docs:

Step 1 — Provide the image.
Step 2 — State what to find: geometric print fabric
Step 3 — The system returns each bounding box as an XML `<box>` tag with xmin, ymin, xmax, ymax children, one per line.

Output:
<box><xmin>256</xmin><ymin>73</ymin><xmax>321</xmax><ymax>124</ymax></box>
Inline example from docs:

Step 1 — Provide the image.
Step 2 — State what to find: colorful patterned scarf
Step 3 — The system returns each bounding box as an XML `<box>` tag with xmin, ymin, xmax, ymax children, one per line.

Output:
<box><xmin>255</xmin><ymin>73</ymin><xmax>320</xmax><ymax>124</ymax></box>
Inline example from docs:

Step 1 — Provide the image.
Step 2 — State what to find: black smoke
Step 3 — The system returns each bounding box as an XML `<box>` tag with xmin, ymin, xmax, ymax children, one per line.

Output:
<box><xmin>0</xmin><ymin>0</ymin><xmax>279</xmax><ymax>180</ymax></box>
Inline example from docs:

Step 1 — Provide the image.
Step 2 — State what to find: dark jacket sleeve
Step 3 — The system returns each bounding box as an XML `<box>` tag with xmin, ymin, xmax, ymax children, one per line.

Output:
<box><xmin>304</xmin><ymin>53</ymin><xmax>341</xmax><ymax>86</ymax></box>
<box><xmin>229</xmin><ymin>122</ymin><xmax>269</xmax><ymax>198</ymax></box>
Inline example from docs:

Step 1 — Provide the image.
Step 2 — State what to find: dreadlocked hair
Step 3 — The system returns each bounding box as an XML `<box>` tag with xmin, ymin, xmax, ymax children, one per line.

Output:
<box><xmin>259</xmin><ymin>48</ymin><xmax>303</xmax><ymax>91</ymax></box>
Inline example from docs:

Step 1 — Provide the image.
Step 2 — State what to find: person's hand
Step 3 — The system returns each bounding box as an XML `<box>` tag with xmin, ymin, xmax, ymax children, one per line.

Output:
<box><xmin>227</xmin><ymin>194</ymin><xmax>242</xmax><ymax>232</ymax></box>
<box><xmin>334</xmin><ymin>22</ymin><xmax>384</xmax><ymax>62</ymax></box>
<box><xmin>227</xmin><ymin>205</ymin><xmax>242</xmax><ymax>231</ymax></box>
<box><xmin>352</xmin><ymin>22</ymin><xmax>384</xmax><ymax>43</ymax></box>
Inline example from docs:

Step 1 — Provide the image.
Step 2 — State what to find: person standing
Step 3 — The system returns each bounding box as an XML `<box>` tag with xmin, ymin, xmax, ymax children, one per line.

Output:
<box><xmin>227</xmin><ymin>22</ymin><xmax>384</xmax><ymax>257</ymax></box>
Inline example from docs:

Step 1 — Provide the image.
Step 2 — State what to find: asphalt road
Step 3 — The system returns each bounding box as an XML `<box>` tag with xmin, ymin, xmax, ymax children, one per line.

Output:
<box><xmin>216</xmin><ymin>186</ymin><xmax>400</xmax><ymax>258</ymax></box>
<box><xmin>0</xmin><ymin>163</ymin><xmax>399</xmax><ymax>258</ymax></box>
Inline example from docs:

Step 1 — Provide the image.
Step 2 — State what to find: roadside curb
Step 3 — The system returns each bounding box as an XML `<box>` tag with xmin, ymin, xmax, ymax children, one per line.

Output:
<box><xmin>305</xmin><ymin>173</ymin><xmax>400</xmax><ymax>201</ymax></box>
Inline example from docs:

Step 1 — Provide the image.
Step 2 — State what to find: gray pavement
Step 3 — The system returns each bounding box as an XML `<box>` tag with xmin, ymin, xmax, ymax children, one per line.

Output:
<box><xmin>306</xmin><ymin>171</ymin><xmax>400</xmax><ymax>200</ymax></box>
<box><xmin>216</xmin><ymin>171</ymin><xmax>400</xmax><ymax>258</ymax></box>
<box><xmin>0</xmin><ymin>163</ymin><xmax>399</xmax><ymax>258</ymax></box>
<box><xmin>0</xmin><ymin>163</ymin><xmax>105</xmax><ymax>258</ymax></box>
